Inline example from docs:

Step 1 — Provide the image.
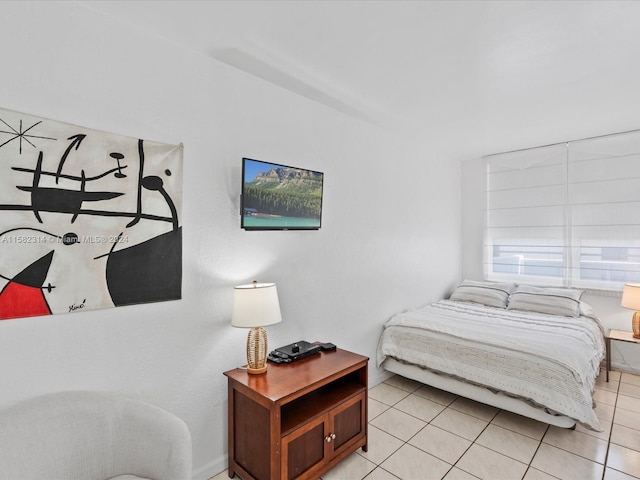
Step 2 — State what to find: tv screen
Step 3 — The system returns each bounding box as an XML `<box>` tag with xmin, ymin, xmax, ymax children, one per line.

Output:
<box><xmin>241</xmin><ymin>158</ymin><xmax>324</xmax><ymax>230</ymax></box>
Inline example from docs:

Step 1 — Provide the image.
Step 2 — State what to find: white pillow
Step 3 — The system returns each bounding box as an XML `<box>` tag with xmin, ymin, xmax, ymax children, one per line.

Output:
<box><xmin>507</xmin><ymin>285</ymin><xmax>584</xmax><ymax>317</ymax></box>
<box><xmin>449</xmin><ymin>280</ymin><xmax>516</xmax><ymax>308</ymax></box>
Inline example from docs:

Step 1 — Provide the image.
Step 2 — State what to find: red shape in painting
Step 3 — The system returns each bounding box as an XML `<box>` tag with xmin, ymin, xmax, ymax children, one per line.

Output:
<box><xmin>0</xmin><ymin>251</ymin><xmax>54</xmax><ymax>320</ymax></box>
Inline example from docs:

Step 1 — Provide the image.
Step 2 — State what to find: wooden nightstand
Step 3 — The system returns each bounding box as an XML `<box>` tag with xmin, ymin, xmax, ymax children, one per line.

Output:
<box><xmin>224</xmin><ymin>347</ymin><xmax>368</xmax><ymax>480</ymax></box>
<box><xmin>606</xmin><ymin>329</ymin><xmax>640</xmax><ymax>381</ymax></box>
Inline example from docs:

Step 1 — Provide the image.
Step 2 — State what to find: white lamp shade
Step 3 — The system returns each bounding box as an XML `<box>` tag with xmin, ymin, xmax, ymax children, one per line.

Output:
<box><xmin>231</xmin><ymin>282</ymin><xmax>282</xmax><ymax>328</ymax></box>
<box><xmin>621</xmin><ymin>284</ymin><xmax>640</xmax><ymax>310</ymax></box>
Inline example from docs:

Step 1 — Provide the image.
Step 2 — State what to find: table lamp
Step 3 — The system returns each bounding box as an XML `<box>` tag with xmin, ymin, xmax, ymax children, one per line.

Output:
<box><xmin>621</xmin><ymin>283</ymin><xmax>640</xmax><ymax>338</ymax></box>
<box><xmin>231</xmin><ymin>281</ymin><xmax>282</xmax><ymax>374</ymax></box>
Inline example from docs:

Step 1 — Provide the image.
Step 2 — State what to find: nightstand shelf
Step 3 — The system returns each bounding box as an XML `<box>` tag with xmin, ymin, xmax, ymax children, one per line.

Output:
<box><xmin>224</xmin><ymin>347</ymin><xmax>368</xmax><ymax>480</ymax></box>
<box><xmin>281</xmin><ymin>374</ymin><xmax>364</xmax><ymax>435</ymax></box>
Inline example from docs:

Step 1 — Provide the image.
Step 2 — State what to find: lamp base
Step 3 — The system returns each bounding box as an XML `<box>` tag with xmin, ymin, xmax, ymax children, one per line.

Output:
<box><xmin>633</xmin><ymin>311</ymin><xmax>640</xmax><ymax>339</ymax></box>
<box><xmin>246</xmin><ymin>327</ymin><xmax>269</xmax><ymax>374</ymax></box>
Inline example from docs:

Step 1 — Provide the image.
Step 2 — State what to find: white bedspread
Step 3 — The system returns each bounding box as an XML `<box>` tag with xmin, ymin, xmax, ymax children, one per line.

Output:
<box><xmin>377</xmin><ymin>300</ymin><xmax>606</xmax><ymax>430</ymax></box>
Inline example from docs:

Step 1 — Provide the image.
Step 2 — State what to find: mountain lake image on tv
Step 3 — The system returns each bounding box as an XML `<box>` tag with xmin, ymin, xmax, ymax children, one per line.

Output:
<box><xmin>241</xmin><ymin>158</ymin><xmax>324</xmax><ymax>230</ymax></box>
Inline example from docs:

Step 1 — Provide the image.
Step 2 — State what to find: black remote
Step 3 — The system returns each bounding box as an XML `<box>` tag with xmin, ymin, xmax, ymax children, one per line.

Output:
<box><xmin>268</xmin><ymin>352</ymin><xmax>291</xmax><ymax>363</ymax></box>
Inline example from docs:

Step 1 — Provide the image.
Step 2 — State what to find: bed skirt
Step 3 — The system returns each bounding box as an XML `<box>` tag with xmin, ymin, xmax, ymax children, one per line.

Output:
<box><xmin>382</xmin><ymin>357</ymin><xmax>577</xmax><ymax>429</ymax></box>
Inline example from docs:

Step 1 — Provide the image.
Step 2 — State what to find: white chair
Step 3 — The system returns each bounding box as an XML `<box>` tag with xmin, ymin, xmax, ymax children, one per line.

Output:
<box><xmin>0</xmin><ymin>391</ymin><xmax>192</xmax><ymax>480</ymax></box>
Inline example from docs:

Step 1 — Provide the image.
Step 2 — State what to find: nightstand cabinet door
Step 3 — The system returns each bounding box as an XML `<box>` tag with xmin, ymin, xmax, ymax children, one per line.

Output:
<box><xmin>330</xmin><ymin>392</ymin><xmax>366</xmax><ymax>455</ymax></box>
<box><xmin>281</xmin><ymin>415</ymin><xmax>328</xmax><ymax>480</ymax></box>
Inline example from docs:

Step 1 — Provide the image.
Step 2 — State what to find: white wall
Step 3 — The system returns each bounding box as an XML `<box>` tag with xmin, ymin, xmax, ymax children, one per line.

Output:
<box><xmin>461</xmin><ymin>157</ymin><xmax>640</xmax><ymax>375</ymax></box>
<box><xmin>0</xmin><ymin>2</ymin><xmax>461</xmax><ymax>478</ymax></box>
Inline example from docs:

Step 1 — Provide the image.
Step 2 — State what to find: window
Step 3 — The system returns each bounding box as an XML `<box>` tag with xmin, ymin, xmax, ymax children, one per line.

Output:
<box><xmin>485</xmin><ymin>130</ymin><xmax>640</xmax><ymax>292</ymax></box>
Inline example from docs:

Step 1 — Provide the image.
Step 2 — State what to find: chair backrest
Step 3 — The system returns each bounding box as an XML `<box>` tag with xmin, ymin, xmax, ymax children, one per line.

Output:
<box><xmin>0</xmin><ymin>391</ymin><xmax>192</xmax><ymax>480</ymax></box>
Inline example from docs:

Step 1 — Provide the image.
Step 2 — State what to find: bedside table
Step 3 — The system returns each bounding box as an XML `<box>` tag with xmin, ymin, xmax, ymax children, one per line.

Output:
<box><xmin>606</xmin><ymin>329</ymin><xmax>640</xmax><ymax>381</ymax></box>
<box><xmin>224</xmin><ymin>347</ymin><xmax>368</xmax><ymax>480</ymax></box>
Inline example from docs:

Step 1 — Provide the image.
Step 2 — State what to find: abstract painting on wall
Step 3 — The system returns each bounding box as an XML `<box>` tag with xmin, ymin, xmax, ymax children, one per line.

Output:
<box><xmin>0</xmin><ymin>107</ymin><xmax>182</xmax><ymax>320</ymax></box>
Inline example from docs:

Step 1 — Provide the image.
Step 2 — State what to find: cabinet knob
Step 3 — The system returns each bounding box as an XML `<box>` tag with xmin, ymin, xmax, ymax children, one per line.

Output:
<box><xmin>331</xmin><ymin>433</ymin><xmax>336</xmax><ymax>440</ymax></box>
<box><xmin>325</xmin><ymin>436</ymin><xmax>332</xmax><ymax>443</ymax></box>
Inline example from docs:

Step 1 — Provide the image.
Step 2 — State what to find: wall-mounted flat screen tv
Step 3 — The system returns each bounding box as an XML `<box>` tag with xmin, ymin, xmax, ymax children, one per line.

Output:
<box><xmin>241</xmin><ymin>158</ymin><xmax>324</xmax><ymax>230</ymax></box>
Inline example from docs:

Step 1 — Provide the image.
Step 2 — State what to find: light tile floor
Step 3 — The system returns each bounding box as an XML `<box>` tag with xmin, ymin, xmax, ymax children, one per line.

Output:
<box><xmin>211</xmin><ymin>369</ymin><xmax>640</xmax><ymax>480</ymax></box>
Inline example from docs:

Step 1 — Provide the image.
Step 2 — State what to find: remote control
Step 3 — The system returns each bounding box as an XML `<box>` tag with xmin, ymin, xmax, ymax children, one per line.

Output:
<box><xmin>267</xmin><ymin>352</ymin><xmax>291</xmax><ymax>363</ymax></box>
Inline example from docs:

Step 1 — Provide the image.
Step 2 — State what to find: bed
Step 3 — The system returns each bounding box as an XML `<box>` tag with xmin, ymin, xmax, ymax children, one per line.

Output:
<box><xmin>376</xmin><ymin>281</ymin><xmax>606</xmax><ymax>431</ymax></box>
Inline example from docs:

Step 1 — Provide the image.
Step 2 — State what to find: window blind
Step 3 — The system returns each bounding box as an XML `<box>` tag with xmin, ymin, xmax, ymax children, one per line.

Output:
<box><xmin>485</xmin><ymin>129</ymin><xmax>640</xmax><ymax>291</ymax></box>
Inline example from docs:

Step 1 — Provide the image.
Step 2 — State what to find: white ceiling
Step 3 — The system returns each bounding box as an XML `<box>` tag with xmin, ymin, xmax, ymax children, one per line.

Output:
<box><xmin>82</xmin><ymin>0</ymin><xmax>640</xmax><ymax>157</ymax></box>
